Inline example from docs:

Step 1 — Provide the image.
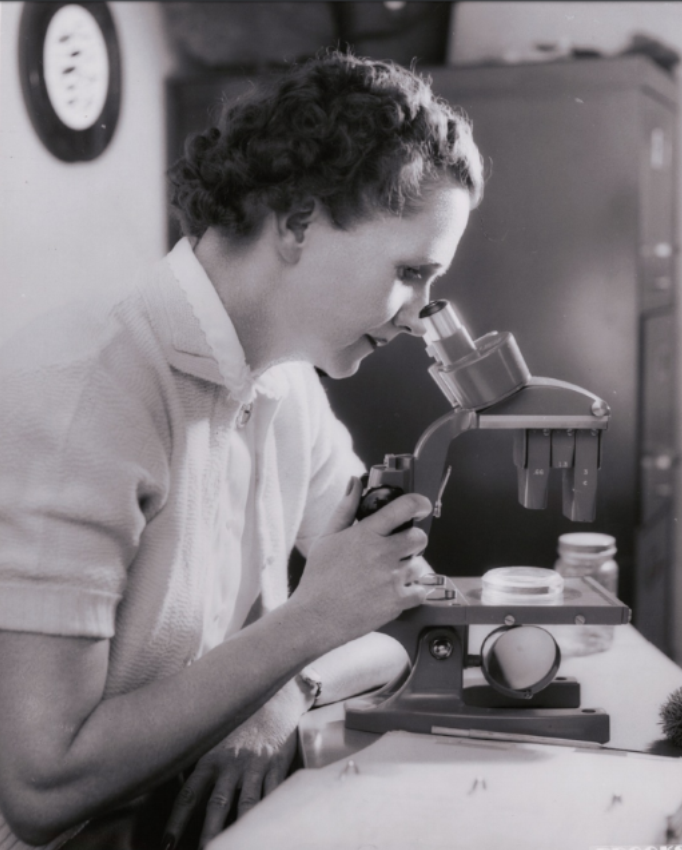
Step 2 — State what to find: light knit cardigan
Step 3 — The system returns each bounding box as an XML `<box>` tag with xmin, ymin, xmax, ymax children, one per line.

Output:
<box><xmin>0</xmin><ymin>244</ymin><xmax>364</xmax><ymax>849</ymax></box>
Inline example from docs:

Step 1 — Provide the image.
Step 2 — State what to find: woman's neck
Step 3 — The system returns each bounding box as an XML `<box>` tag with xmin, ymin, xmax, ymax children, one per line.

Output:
<box><xmin>193</xmin><ymin>228</ymin><xmax>302</xmax><ymax>376</ymax></box>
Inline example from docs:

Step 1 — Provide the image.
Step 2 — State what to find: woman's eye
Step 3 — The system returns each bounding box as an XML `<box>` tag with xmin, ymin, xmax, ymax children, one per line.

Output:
<box><xmin>399</xmin><ymin>266</ymin><xmax>424</xmax><ymax>282</ymax></box>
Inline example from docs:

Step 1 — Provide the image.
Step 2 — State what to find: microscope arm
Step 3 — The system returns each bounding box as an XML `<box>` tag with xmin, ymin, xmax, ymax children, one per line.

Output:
<box><xmin>412</xmin><ymin>377</ymin><xmax>610</xmax><ymax>533</ymax></box>
<box><xmin>411</xmin><ymin>409</ymin><xmax>477</xmax><ymax>535</ymax></box>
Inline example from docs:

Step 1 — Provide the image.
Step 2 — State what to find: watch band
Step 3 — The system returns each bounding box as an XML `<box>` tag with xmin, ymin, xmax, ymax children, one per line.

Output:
<box><xmin>297</xmin><ymin>666</ymin><xmax>323</xmax><ymax>704</ymax></box>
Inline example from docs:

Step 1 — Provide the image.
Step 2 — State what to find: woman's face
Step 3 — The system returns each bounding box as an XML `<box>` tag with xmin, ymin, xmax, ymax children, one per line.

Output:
<box><xmin>290</xmin><ymin>183</ymin><xmax>472</xmax><ymax>379</ymax></box>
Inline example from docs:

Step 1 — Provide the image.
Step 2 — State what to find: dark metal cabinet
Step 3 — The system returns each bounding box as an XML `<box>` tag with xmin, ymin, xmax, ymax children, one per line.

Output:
<box><xmin>167</xmin><ymin>57</ymin><xmax>678</xmax><ymax>652</ymax></box>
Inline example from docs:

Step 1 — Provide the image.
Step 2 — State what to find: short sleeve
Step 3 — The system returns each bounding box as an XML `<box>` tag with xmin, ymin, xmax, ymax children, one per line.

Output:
<box><xmin>0</xmin><ymin>315</ymin><xmax>170</xmax><ymax>639</ymax></box>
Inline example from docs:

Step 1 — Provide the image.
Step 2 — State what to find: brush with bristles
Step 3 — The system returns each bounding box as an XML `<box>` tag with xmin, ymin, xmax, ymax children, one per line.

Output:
<box><xmin>660</xmin><ymin>686</ymin><xmax>682</xmax><ymax>747</ymax></box>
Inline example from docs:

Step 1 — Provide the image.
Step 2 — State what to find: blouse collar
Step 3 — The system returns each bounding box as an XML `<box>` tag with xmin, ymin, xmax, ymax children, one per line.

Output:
<box><xmin>165</xmin><ymin>237</ymin><xmax>287</xmax><ymax>403</ymax></box>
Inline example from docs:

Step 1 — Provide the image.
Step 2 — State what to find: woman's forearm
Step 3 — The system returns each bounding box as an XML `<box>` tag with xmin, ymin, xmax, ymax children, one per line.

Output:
<box><xmin>0</xmin><ymin>598</ymin><xmax>324</xmax><ymax>842</ymax></box>
<box><xmin>1</xmin><ymin>490</ymin><xmax>432</xmax><ymax>843</ymax></box>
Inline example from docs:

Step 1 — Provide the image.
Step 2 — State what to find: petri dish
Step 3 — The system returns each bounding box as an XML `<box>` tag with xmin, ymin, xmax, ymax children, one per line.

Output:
<box><xmin>481</xmin><ymin>566</ymin><xmax>564</xmax><ymax>605</ymax></box>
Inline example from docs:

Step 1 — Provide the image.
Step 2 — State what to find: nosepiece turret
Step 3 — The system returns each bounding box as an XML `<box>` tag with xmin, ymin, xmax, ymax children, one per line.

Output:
<box><xmin>420</xmin><ymin>300</ymin><xmax>531</xmax><ymax>410</ymax></box>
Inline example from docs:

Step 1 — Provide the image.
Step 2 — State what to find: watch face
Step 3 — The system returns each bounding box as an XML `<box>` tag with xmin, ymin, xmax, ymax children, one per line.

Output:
<box><xmin>43</xmin><ymin>4</ymin><xmax>110</xmax><ymax>132</ymax></box>
<box><xmin>19</xmin><ymin>2</ymin><xmax>122</xmax><ymax>162</ymax></box>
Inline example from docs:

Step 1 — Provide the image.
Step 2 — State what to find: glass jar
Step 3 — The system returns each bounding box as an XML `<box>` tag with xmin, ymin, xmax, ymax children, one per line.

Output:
<box><xmin>552</xmin><ymin>532</ymin><xmax>618</xmax><ymax>657</ymax></box>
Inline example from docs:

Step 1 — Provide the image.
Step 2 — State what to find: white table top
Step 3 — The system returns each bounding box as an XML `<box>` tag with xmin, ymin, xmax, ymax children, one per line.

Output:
<box><xmin>209</xmin><ymin>625</ymin><xmax>682</xmax><ymax>850</ymax></box>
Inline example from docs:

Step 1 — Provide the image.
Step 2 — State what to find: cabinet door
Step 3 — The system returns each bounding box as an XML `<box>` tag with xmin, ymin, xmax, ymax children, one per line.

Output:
<box><xmin>641</xmin><ymin>310</ymin><xmax>676</xmax><ymax>459</ymax></box>
<box><xmin>639</xmin><ymin>95</ymin><xmax>677</xmax><ymax>311</ymax></box>
<box><xmin>636</xmin><ymin>507</ymin><xmax>673</xmax><ymax>654</ymax></box>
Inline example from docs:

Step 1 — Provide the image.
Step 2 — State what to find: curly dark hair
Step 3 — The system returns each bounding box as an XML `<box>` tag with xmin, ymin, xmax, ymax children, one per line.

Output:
<box><xmin>168</xmin><ymin>51</ymin><xmax>484</xmax><ymax>240</ymax></box>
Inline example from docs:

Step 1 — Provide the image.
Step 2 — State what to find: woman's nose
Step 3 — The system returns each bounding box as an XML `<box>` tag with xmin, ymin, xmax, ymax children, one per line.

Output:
<box><xmin>394</xmin><ymin>290</ymin><xmax>430</xmax><ymax>336</ymax></box>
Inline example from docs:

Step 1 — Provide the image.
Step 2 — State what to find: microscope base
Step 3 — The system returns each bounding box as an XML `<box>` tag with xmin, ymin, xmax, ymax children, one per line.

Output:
<box><xmin>345</xmin><ymin>694</ymin><xmax>610</xmax><ymax>743</ymax></box>
<box><xmin>345</xmin><ymin>625</ymin><xmax>610</xmax><ymax>743</ymax></box>
<box><xmin>463</xmin><ymin>677</ymin><xmax>581</xmax><ymax>708</ymax></box>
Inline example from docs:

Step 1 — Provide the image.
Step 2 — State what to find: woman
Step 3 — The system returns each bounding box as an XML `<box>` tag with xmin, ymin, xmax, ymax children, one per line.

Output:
<box><xmin>0</xmin><ymin>51</ymin><xmax>483</xmax><ymax>849</ymax></box>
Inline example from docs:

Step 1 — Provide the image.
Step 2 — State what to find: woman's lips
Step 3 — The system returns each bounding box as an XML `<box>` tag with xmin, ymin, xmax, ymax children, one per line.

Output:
<box><xmin>366</xmin><ymin>334</ymin><xmax>388</xmax><ymax>349</ymax></box>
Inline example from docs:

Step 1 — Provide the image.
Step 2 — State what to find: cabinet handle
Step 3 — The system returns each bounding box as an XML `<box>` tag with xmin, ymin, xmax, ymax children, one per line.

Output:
<box><xmin>641</xmin><ymin>453</ymin><xmax>676</xmax><ymax>471</ymax></box>
<box><xmin>651</xmin><ymin>127</ymin><xmax>667</xmax><ymax>170</ymax></box>
<box><xmin>640</xmin><ymin>242</ymin><xmax>673</xmax><ymax>258</ymax></box>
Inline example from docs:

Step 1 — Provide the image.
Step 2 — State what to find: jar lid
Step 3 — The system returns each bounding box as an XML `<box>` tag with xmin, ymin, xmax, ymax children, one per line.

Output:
<box><xmin>558</xmin><ymin>532</ymin><xmax>616</xmax><ymax>554</ymax></box>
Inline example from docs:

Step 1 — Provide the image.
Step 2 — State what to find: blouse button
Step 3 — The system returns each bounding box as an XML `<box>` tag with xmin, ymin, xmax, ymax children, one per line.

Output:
<box><xmin>237</xmin><ymin>404</ymin><xmax>252</xmax><ymax>427</ymax></box>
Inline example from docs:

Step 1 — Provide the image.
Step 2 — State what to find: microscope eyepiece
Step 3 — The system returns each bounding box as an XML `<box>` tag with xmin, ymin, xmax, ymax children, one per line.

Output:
<box><xmin>419</xmin><ymin>300</ymin><xmax>449</xmax><ymax>319</ymax></box>
<box><xmin>420</xmin><ymin>300</ymin><xmax>473</xmax><ymax>350</ymax></box>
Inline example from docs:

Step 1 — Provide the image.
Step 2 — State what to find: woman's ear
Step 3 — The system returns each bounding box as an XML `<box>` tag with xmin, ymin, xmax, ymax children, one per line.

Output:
<box><xmin>275</xmin><ymin>200</ymin><xmax>317</xmax><ymax>264</ymax></box>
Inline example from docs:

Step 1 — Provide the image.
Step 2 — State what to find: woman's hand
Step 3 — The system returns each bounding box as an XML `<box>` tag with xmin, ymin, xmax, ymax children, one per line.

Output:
<box><xmin>162</xmin><ymin>677</ymin><xmax>311</xmax><ymax>848</ymax></box>
<box><xmin>290</xmin><ymin>477</ymin><xmax>432</xmax><ymax>650</ymax></box>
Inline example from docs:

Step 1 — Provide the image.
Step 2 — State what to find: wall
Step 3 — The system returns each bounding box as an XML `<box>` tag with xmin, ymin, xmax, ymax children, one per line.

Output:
<box><xmin>451</xmin><ymin>2</ymin><xmax>682</xmax><ymax>64</ymax></box>
<box><xmin>452</xmin><ymin>2</ymin><xmax>682</xmax><ymax>660</ymax></box>
<box><xmin>0</xmin><ymin>1</ymin><xmax>177</xmax><ymax>341</ymax></box>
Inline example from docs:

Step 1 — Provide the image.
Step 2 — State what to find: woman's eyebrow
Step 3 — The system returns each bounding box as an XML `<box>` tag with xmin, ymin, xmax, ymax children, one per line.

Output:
<box><xmin>399</xmin><ymin>260</ymin><xmax>444</xmax><ymax>273</ymax></box>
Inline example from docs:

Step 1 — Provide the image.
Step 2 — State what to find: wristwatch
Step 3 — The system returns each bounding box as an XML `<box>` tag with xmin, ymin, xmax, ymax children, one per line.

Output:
<box><xmin>297</xmin><ymin>666</ymin><xmax>323</xmax><ymax>704</ymax></box>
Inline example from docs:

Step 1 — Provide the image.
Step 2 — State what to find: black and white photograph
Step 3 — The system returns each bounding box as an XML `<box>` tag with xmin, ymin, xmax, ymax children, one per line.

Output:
<box><xmin>1</xmin><ymin>2</ymin><xmax>682</xmax><ymax>848</ymax></box>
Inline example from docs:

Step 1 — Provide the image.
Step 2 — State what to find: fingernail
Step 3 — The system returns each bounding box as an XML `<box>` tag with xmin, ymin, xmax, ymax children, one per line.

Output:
<box><xmin>161</xmin><ymin>834</ymin><xmax>175</xmax><ymax>850</ymax></box>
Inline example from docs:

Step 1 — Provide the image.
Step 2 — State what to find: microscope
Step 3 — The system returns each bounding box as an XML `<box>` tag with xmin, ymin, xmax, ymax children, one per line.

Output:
<box><xmin>345</xmin><ymin>300</ymin><xmax>630</xmax><ymax>744</ymax></box>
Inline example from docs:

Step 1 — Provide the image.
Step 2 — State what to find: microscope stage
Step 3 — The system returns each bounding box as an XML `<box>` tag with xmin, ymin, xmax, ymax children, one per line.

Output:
<box><xmin>393</xmin><ymin>575</ymin><xmax>630</xmax><ymax>628</ymax></box>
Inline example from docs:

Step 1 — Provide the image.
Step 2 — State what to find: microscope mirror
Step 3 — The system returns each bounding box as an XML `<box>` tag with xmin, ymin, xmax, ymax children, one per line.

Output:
<box><xmin>481</xmin><ymin>625</ymin><xmax>561</xmax><ymax>701</ymax></box>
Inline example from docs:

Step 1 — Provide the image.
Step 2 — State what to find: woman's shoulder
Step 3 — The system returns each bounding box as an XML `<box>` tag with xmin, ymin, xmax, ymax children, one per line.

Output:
<box><xmin>0</xmin><ymin>259</ymin><xmax>170</xmax><ymax>378</ymax></box>
<box><xmin>0</xmin><ymin>274</ymin><xmax>178</xmax><ymax>447</ymax></box>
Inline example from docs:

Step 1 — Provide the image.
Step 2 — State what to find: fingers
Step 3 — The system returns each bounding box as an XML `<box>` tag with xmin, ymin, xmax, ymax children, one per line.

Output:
<box><xmin>398</xmin><ymin>581</ymin><xmax>430</xmax><ymax>608</ymax></box>
<box><xmin>410</xmin><ymin>554</ymin><xmax>434</xmax><ymax>576</ymax></box>
<box><xmin>263</xmin><ymin>759</ymin><xmax>289</xmax><ymax>797</ymax></box>
<box><xmin>392</xmin><ymin>555</ymin><xmax>431</xmax><ymax>610</ymax></box>
<box><xmin>262</xmin><ymin>732</ymin><xmax>295</xmax><ymax>799</ymax></box>
<box><xmin>237</xmin><ymin>769</ymin><xmax>265</xmax><ymax>819</ymax></box>
<box><xmin>198</xmin><ymin>774</ymin><xmax>240</xmax><ymax>848</ymax></box>
<box><xmin>199</xmin><ymin>766</ymin><xmax>272</xmax><ymax>845</ymax></box>
<box><xmin>360</xmin><ymin>493</ymin><xmax>431</xmax><ymax>537</ymax></box>
<box><xmin>164</xmin><ymin>768</ymin><xmax>213</xmax><ymax>848</ymax></box>
<box><xmin>322</xmin><ymin>476</ymin><xmax>363</xmax><ymax>535</ymax></box>
<box><xmin>400</xmin><ymin>557</ymin><xmax>429</xmax><ymax>585</ymax></box>
<box><xmin>388</xmin><ymin>525</ymin><xmax>429</xmax><ymax>563</ymax></box>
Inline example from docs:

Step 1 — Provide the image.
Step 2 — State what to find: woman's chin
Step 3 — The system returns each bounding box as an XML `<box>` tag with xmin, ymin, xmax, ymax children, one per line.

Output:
<box><xmin>319</xmin><ymin>354</ymin><xmax>364</xmax><ymax>380</ymax></box>
<box><xmin>324</xmin><ymin>363</ymin><xmax>361</xmax><ymax>380</ymax></box>
<box><xmin>315</xmin><ymin>339</ymin><xmax>374</xmax><ymax>380</ymax></box>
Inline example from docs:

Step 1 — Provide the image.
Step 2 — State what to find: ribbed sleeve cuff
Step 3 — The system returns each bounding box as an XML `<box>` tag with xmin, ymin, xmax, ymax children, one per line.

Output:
<box><xmin>0</xmin><ymin>583</ymin><xmax>120</xmax><ymax>638</ymax></box>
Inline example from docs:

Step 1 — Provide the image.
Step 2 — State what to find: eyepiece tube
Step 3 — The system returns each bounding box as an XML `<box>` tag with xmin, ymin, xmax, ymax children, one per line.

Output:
<box><xmin>420</xmin><ymin>300</ymin><xmax>477</xmax><ymax>366</ymax></box>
